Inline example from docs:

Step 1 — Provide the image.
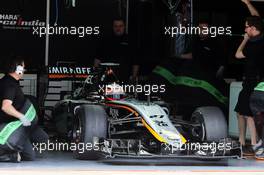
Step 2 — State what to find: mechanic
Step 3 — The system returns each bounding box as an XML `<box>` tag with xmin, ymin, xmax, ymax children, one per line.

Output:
<box><xmin>94</xmin><ymin>17</ymin><xmax>139</xmax><ymax>83</ymax></box>
<box><xmin>242</xmin><ymin>0</ymin><xmax>264</xmax><ymax>159</ymax></box>
<box><xmin>0</xmin><ymin>56</ymin><xmax>48</xmax><ymax>162</ymax></box>
<box><xmin>235</xmin><ymin>16</ymin><xmax>264</xmax><ymax>155</ymax></box>
<box><xmin>191</xmin><ymin>20</ymin><xmax>226</xmax><ymax>79</ymax></box>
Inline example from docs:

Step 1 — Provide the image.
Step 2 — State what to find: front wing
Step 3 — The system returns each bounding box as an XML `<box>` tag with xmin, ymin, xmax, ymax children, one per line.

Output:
<box><xmin>96</xmin><ymin>138</ymin><xmax>242</xmax><ymax>160</ymax></box>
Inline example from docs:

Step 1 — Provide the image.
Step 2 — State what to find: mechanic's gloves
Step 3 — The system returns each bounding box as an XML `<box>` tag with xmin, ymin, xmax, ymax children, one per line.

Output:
<box><xmin>19</xmin><ymin>115</ymin><xmax>31</xmax><ymax>126</ymax></box>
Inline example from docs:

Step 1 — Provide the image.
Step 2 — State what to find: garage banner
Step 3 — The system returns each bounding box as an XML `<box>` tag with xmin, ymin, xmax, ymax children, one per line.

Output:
<box><xmin>0</xmin><ymin>14</ymin><xmax>45</xmax><ymax>30</ymax></box>
<box><xmin>153</xmin><ymin>66</ymin><xmax>228</xmax><ymax>105</ymax></box>
<box><xmin>48</xmin><ymin>66</ymin><xmax>93</xmax><ymax>79</ymax></box>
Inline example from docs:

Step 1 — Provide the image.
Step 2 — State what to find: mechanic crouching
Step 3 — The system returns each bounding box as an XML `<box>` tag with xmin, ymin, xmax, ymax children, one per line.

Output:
<box><xmin>0</xmin><ymin>56</ymin><xmax>48</xmax><ymax>162</ymax></box>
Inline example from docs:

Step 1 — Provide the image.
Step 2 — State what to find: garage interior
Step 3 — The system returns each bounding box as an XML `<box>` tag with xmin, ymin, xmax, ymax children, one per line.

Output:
<box><xmin>1</xmin><ymin>0</ymin><xmax>264</xmax><ymax>174</ymax></box>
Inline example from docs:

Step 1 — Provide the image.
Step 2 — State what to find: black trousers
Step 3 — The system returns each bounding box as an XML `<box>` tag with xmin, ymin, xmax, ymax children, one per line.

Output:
<box><xmin>22</xmin><ymin>126</ymin><xmax>48</xmax><ymax>160</ymax></box>
<box><xmin>0</xmin><ymin>125</ymin><xmax>48</xmax><ymax>161</ymax></box>
<box><xmin>235</xmin><ymin>79</ymin><xmax>258</xmax><ymax>116</ymax></box>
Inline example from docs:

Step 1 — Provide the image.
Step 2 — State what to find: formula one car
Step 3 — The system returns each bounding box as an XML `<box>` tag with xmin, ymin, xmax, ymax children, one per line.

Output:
<box><xmin>52</xmin><ymin>63</ymin><xmax>241</xmax><ymax>160</ymax></box>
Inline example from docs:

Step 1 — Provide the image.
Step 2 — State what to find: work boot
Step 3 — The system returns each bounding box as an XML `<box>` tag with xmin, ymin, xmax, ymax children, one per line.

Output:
<box><xmin>0</xmin><ymin>152</ymin><xmax>21</xmax><ymax>163</ymax></box>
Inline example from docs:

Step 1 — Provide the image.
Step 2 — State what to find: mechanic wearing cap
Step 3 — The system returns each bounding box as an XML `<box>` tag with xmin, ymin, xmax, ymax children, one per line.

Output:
<box><xmin>94</xmin><ymin>18</ymin><xmax>139</xmax><ymax>83</ymax></box>
<box><xmin>235</xmin><ymin>16</ymin><xmax>264</xmax><ymax>155</ymax></box>
<box><xmin>0</xmin><ymin>56</ymin><xmax>48</xmax><ymax>162</ymax></box>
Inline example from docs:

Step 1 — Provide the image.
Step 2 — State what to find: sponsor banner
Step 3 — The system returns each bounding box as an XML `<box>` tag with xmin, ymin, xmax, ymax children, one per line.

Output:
<box><xmin>0</xmin><ymin>14</ymin><xmax>45</xmax><ymax>30</ymax></box>
<box><xmin>48</xmin><ymin>66</ymin><xmax>92</xmax><ymax>79</ymax></box>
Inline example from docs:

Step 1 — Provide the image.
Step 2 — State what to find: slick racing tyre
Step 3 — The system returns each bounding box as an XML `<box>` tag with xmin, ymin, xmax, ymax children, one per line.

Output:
<box><xmin>73</xmin><ymin>104</ymin><xmax>108</xmax><ymax>160</ymax></box>
<box><xmin>191</xmin><ymin>106</ymin><xmax>227</xmax><ymax>142</ymax></box>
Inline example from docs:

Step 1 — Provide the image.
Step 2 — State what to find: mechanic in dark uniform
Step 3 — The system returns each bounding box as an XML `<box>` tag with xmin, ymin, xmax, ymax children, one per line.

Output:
<box><xmin>192</xmin><ymin>22</ymin><xmax>225</xmax><ymax>79</ymax></box>
<box><xmin>235</xmin><ymin>16</ymin><xmax>264</xmax><ymax>154</ymax></box>
<box><xmin>0</xmin><ymin>56</ymin><xmax>48</xmax><ymax>162</ymax></box>
<box><xmin>94</xmin><ymin>18</ymin><xmax>139</xmax><ymax>83</ymax></box>
<box><xmin>243</xmin><ymin>0</ymin><xmax>264</xmax><ymax>159</ymax></box>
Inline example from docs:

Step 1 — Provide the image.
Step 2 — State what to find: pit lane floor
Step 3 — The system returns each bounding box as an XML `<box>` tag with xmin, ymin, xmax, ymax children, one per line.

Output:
<box><xmin>0</xmin><ymin>151</ymin><xmax>264</xmax><ymax>175</ymax></box>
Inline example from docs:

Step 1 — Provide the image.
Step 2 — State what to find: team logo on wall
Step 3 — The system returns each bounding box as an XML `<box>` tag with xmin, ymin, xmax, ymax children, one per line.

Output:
<box><xmin>0</xmin><ymin>14</ymin><xmax>45</xmax><ymax>30</ymax></box>
<box><xmin>48</xmin><ymin>66</ymin><xmax>92</xmax><ymax>79</ymax></box>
